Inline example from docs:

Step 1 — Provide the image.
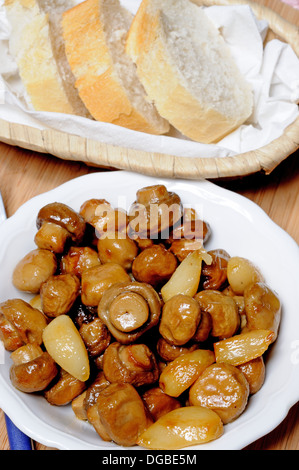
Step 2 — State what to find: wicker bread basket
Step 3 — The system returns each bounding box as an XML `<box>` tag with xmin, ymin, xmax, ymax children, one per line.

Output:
<box><xmin>0</xmin><ymin>0</ymin><xmax>298</xmax><ymax>179</ymax></box>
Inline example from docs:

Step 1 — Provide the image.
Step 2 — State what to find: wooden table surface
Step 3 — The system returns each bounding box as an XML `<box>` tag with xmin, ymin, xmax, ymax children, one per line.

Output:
<box><xmin>0</xmin><ymin>0</ymin><xmax>298</xmax><ymax>452</ymax></box>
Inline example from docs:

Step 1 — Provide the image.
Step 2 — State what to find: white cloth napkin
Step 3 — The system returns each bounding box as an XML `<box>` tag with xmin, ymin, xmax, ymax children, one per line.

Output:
<box><xmin>0</xmin><ymin>0</ymin><xmax>298</xmax><ymax>159</ymax></box>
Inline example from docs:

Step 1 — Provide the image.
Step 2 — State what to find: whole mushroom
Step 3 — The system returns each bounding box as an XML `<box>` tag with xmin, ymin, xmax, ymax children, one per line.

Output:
<box><xmin>128</xmin><ymin>185</ymin><xmax>182</xmax><ymax>239</ymax></box>
<box><xmin>142</xmin><ymin>387</ymin><xmax>181</xmax><ymax>421</ymax></box>
<box><xmin>102</xmin><ymin>342</ymin><xmax>159</xmax><ymax>387</ymax></box>
<box><xmin>0</xmin><ymin>299</ymin><xmax>48</xmax><ymax>351</ymax></box>
<box><xmin>97</xmin><ymin>232</ymin><xmax>138</xmax><ymax>271</ymax></box>
<box><xmin>60</xmin><ymin>246</ymin><xmax>101</xmax><ymax>278</ymax></box>
<box><xmin>194</xmin><ymin>290</ymin><xmax>240</xmax><ymax>340</ymax></box>
<box><xmin>81</xmin><ymin>263</ymin><xmax>131</xmax><ymax>307</ymax></box>
<box><xmin>98</xmin><ymin>281</ymin><xmax>161</xmax><ymax>344</ymax></box>
<box><xmin>10</xmin><ymin>346</ymin><xmax>58</xmax><ymax>393</ymax></box>
<box><xmin>44</xmin><ymin>369</ymin><xmax>86</xmax><ymax>406</ymax></box>
<box><xmin>132</xmin><ymin>244</ymin><xmax>177</xmax><ymax>288</ymax></box>
<box><xmin>34</xmin><ymin>222</ymin><xmax>71</xmax><ymax>254</ymax></box>
<box><xmin>40</xmin><ymin>274</ymin><xmax>80</xmax><ymax>318</ymax></box>
<box><xmin>189</xmin><ymin>363</ymin><xmax>249</xmax><ymax>424</ymax></box>
<box><xmin>201</xmin><ymin>249</ymin><xmax>230</xmax><ymax>290</ymax></box>
<box><xmin>97</xmin><ymin>383</ymin><xmax>152</xmax><ymax>447</ymax></box>
<box><xmin>156</xmin><ymin>337</ymin><xmax>199</xmax><ymax>362</ymax></box>
<box><xmin>243</xmin><ymin>282</ymin><xmax>281</xmax><ymax>342</ymax></box>
<box><xmin>79</xmin><ymin>317</ymin><xmax>111</xmax><ymax>358</ymax></box>
<box><xmin>83</xmin><ymin>371</ymin><xmax>111</xmax><ymax>441</ymax></box>
<box><xmin>12</xmin><ymin>249</ymin><xmax>57</xmax><ymax>294</ymax></box>
<box><xmin>159</xmin><ymin>294</ymin><xmax>202</xmax><ymax>346</ymax></box>
<box><xmin>36</xmin><ymin>202</ymin><xmax>86</xmax><ymax>245</ymax></box>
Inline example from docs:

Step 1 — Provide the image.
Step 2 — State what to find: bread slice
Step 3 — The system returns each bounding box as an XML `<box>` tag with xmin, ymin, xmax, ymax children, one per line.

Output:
<box><xmin>61</xmin><ymin>0</ymin><xmax>170</xmax><ymax>135</ymax></box>
<box><xmin>4</xmin><ymin>0</ymin><xmax>90</xmax><ymax>116</ymax></box>
<box><xmin>126</xmin><ymin>0</ymin><xmax>253</xmax><ymax>143</ymax></box>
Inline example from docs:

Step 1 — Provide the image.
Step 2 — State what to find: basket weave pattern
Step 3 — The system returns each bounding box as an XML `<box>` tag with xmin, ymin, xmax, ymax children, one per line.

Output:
<box><xmin>0</xmin><ymin>0</ymin><xmax>298</xmax><ymax>179</ymax></box>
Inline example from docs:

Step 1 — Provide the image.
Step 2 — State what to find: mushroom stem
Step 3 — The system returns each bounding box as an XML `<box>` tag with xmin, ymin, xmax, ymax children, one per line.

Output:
<box><xmin>109</xmin><ymin>292</ymin><xmax>149</xmax><ymax>332</ymax></box>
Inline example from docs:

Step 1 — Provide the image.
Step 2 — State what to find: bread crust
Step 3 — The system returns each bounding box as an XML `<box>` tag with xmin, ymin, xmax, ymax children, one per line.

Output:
<box><xmin>5</xmin><ymin>0</ymin><xmax>77</xmax><ymax>114</ymax></box>
<box><xmin>62</xmin><ymin>0</ymin><xmax>169</xmax><ymax>134</ymax></box>
<box><xmin>126</xmin><ymin>0</ymin><xmax>252</xmax><ymax>143</ymax></box>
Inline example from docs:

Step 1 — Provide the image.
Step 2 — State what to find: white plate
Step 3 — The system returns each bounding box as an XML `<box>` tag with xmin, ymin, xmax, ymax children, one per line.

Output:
<box><xmin>0</xmin><ymin>171</ymin><xmax>299</xmax><ymax>451</ymax></box>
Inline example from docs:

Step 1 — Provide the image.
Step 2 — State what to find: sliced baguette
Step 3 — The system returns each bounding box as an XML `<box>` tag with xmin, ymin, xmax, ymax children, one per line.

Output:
<box><xmin>61</xmin><ymin>0</ymin><xmax>170</xmax><ymax>134</ymax></box>
<box><xmin>126</xmin><ymin>0</ymin><xmax>253</xmax><ymax>143</ymax></box>
<box><xmin>4</xmin><ymin>0</ymin><xmax>90</xmax><ymax>116</ymax></box>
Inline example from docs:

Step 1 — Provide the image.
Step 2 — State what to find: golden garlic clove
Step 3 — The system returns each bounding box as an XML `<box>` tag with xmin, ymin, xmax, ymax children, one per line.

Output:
<box><xmin>214</xmin><ymin>329</ymin><xmax>274</xmax><ymax>366</ymax></box>
<box><xmin>161</xmin><ymin>251</ymin><xmax>203</xmax><ymax>302</ymax></box>
<box><xmin>159</xmin><ymin>349</ymin><xmax>215</xmax><ymax>397</ymax></box>
<box><xmin>227</xmin><ymin>257</ymin><xmax>263</xmax><ymax>295</ymax></box>
<box><xmin>43</xmin><ymin>315</ymin><xmax>90</xmax><ymax>382</ymax></box>
<box><xmin>137</xmin><ymin>406</ymin><xmax>223</xmax><ymax>450</ymax></box>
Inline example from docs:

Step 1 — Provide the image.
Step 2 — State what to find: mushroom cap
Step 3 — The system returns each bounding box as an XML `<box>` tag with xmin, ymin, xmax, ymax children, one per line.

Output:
<box><xmin>37</xmin><ymin>202</ymin><xmax>86</xmax><ymax>244</ymax></box>
<box><xmin>10</xmin><ymin>351</ymin><xmax>58</xmax><ymax>393</ymax></box>
<box><xmin>128</xmin><ymin>184</ymin><xmax>183</xmax><ymax>238</ymax></box>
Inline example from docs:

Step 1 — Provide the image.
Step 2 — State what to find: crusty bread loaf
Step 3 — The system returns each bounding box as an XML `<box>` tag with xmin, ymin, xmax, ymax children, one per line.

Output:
<box><xmin>126</xmin><ymin>0</ymin><xmax>253</xmax><ymax>143</ymax></box>
<box><xmin>61</xmin><ymin>0</ymin><xmax>170</xmax><ymax>135</ymax></box>
<box><xmin>4</xmin><ymin>0</ymin><xmax>90</xmax><ymax>116</ymax></box>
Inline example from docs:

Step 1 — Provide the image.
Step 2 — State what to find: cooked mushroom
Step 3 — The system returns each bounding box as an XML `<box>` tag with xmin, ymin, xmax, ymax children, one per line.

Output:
<box><xmin>69</xmin><ymin>301</ymin><xmax>97</xmax><ymax>329</ymax></box>
<box><xmin>40</xmin><ymin>274</ymin><xmax>80</xmax><ymax>318</ymax></box>
<box><xmin>29</xmin><ymin>295</ymin><xmax>43</xmax><ymax>312</ymax></box>
<box><xmin>194</xmin><ymin>290</ymin><xmax>240</xmax><ymax>340</ymax></box>
<box><xmin>156</xmin><ymin>337</ymin><xmax>199</xmax><ymax>362</ymax></box>
<box><xmin>81</xmin><ymin>263</ymin><xmax>131</xmax><ymax>307</ymax></box>
<box><xmin>128</xmin><ymin>185</ymin><xmax>182</xmax><ymax>238</ymax></box>
<box><xmin>132</xmin><ymin>244</ymin><xmax>177</xmax><ymax>288</ymax></box>
<box><xmin>34</xmin><ymin>222</ymin><xmax>71</xmax><ymax>254</ymax></box>
<box><xmin>237</xmin><ymin>356</ymin><xmax>265</xmax><ymax>395</ymax></box>
<box><xmin>192</xmin><ymin>311</ymin><xmax>213</xmax><ymax>343</ymax></box>
<box><xmin>60</xmin><ymin>246</ymin><xmax>101</xmax><ymax>278</ymax></box>
<box><xmin>79</xmin><ymin>317</ymin><xmax>111</xmax><ymax>358</ymax></box>
<box><xmin>83</xmin><ymin>371</ymin><xmax>111</xmax><ymax>440</ymax></box>
<box><xmin>132</xmin><ymin>237</ymin><xmax>154</xmax><ymax>251</ymax></box>
<box><xmin>189</xmin><ymin>363</ymin><xmax>250</xmax><ymax>424</ymax></box>
<box><xmin>102</xmin><ymin>342</ymin><xmax>159</xmax><ymax>387</ymax></box>
<box><xmin>98</xmin><ymin>281</ymin><xmax>161</xmax><ymax>344</ymax></box>
<box><xmin>10</xmin><ymin>343</ymin><xmax>44</xmax><ymax>365</ymax></box>
<box><xmin>168</xmin><ymin>238</ymin><xmax>205</xmax><ymax>262</ymax></box>
<box><xmin>0</xmin><ymin>299</ymin><xmax>48</xmax><ymax>351</ymax></box>
<box><xmin>37</xmin><ymin>202</ymin><xmax>86</xmax><ymax>244</ymax></box>
<box><xmin>10</xmin><ymin>349</ymin><xmax>58</xmax><ymax>393</ymax></box>
<box><xmin>142</xmin><ymin>387</ymin><xmax>181</xmax><ymax>421</ymax></box>
<box><xmin>159</xmin><ymin>294</ymin><xmax>201</xmax><ymax>346</ymax></box>
<box><xmin>79</xmin><ymin>199</ymin><xmax>112</xmax><ymax>225</ymax></box>
<box><xmin>167</xmin><ymin>218</ymin><xmax>211</xmax><ymax>245</ymax></box>
<box><xmin>72</xmin><ymin>391</ymin><xmax>88</xmax><ymax>421</ymax></box>
<box><xmin>12</xmin><ymin>249</ymin><xmax>57</xmax><ymax>294</ymax></box>
<box><xmin>44</xmin><ymin>369</ymin><xmax>86</xmax><ymax>406</ymax></box>
<box><xmin>97</xmin><ymin>382</ymin><xmax>152</xmax><ymax>446</ymax></box>
<box><xmin>97</xmin><ymin>232</ymin><xmax>138</xmax><ymax>271</ymax></box>
<box><xmin>201</xmin><ymin>249</ymin><xmax>230</xmax><ymax>290</ymax></box>
<box><xmin>243</xmin><ymin>282</ymin><xmax>281</xmax><ymax>342</ymax></box>
<box><xmin>81</xmin><ymin>199</ymin><xmax>128</xmax><ymax>236</ymax></box>
<box><xmin>93</xmin><ymin>207</ymin><xmax>129</xmax><ymax>238</ymax></box>
<box><xmin>0</xmin><ymin>314</ymin><xmax>24</xmax><ymax>352</ymax></box>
